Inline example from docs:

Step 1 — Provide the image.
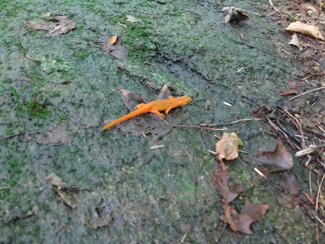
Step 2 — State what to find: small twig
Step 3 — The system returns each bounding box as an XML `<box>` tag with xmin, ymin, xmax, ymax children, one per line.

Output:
<box><xmin>0</xmin><ymin>187</ymin><xmax>9</xmax><ymax>190</ymax></box>
<box><xmin>289</xmin><ymin>86</ymin><xmax>325</xmax><ymax>101</ymax></box>
<box><xmin>8</xmin><ymin>211</ymin><xmax>34</xmax><ymax>222</ymax></box>
<box><xmin>313</xmin><ymin>121</ymin><xmax>325</xmax><ymax>134</ymax></box>
<box><xmin>168</xmin><ymin>124</ymin><xmax>226</xmax><ymax>131</ymax></box>
<box><xmin>47</xmin><ymin>60</ymin><xmax>56</xmax><ymax>73</ymax></box>
<box><xmin>314</xmin><ymin>214</ymin><xmax>325</xmax><ymax>227</ymax></box>
<box><xmin>269</xmin><ymin>0</ymin><xmax>279</xmax><ymax>12</ymax></box>
<box><xmin>254</xmin><ymin>168</ymin><xmax>267</xmax><ymax>179</ymax></box>
<box><xmin>284</xmin><ymin>109</ymin><xmax>305</xmax><ymax>149</ymax></box>
<box><xmin>181</xmin><ymin>233</ymin><xmax>187</xmax><ymax>243</ymax></box>
<box><xmin>315</xmin><ymin>173</ymin><xmax>325</xmax><ymax>213</ymax></box>
<box><xmin>304</xmin><ymin>192</ymin><xmax>315</xmax><ymax>205</ymax></box>
<box><xmin>117</xmin><ymin>22</ymin><xmax>127</xmax><ymax>28</ymax></box>
<box><xmin>309</xmin><ymin>167</ymin><xmax>313</xmax><ymax>199</ymax></box>
<box><xmin>305</xmin><ymin>155</ymin><xmax>312</xmax><ymax>168</ymax></box>
<box><xmin>316</xmin><ymin>223</ymin><xmax>320</xmax><ymax>244</ymax></box>
<box><xmin>0</xmin><ymin>123</ymin><xmax>62</xmax><ymax>141</ymax></box>
<box><xmin>90</xmin><ymin>43</ymin><xmax>102</xmax><ymax>49</ymax></box>
<box><xmin>296</xmin><ymin>144</ymin><xmax>325</xmax><ymax>157</ymax></box>
<box><xmin>146</xmin><ymin>118</ymin><xmax>260</xmax><ymax>131</ymax></box>
<box><xmin>21</xmin><ymin>78</ymin><xmax>32</xmax><ymax>82</ymax></box>
<box><xmin>215</xmin><ymin>222</ymin><xmax>227</xmax><ymax>242</ymax></box>
<box><xmin>150</xmin><ymin>145</ymin><xmax>165</xmax><ymax>150</ymax></box>
<box><xmin>204</xmin><ymin>118</ymin><xmax>260</xmax><ymax>127</ymax></box>
<box><xmin>229</xmin><ymin>118</ymin><xmax>261</xmax><ymax>124</ymax></box>
<box><xmin>266</xmin><ymin>117</ymin><xmax>297</xmax><ymax>149</ymax></box>
<box><xmin>25</xmin><ymin>54</ymin><xmax>37</xmax><ymax>61</ymax></box>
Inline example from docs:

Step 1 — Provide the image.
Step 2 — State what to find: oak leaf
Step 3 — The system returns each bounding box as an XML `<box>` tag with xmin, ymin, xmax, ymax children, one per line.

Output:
<box><xmin>222</xmin><ymin>200</ymin><xmax>268</xmax><ymax>235</ymax></box>
<box><xmin>216</xmin><ymin>132</ymin><xmax>243</xmax><ymax>162</ymax></box>
<box><xmin>212</xmin><ymin>165</ymin><xmax>243</xmax><ymax>203</ymax></box>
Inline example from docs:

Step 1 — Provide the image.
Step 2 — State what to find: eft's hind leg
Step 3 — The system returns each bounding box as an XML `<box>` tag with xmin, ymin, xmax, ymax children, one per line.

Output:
<box><xmin>137</xmin><ymin>103</ymin><xmax>146</xmax><ymax>109</ymax></box>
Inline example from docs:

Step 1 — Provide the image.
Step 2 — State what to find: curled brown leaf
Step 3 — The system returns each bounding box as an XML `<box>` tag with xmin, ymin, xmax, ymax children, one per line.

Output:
<box><xmin>216</xmin><ymin>132</ymin><xmax>243</xmax><ymax>162</ymax></box>
<box><xmin>286</xmin><ymin>21</ymin><xmax>324</xmax><ymax>40</ymax></box>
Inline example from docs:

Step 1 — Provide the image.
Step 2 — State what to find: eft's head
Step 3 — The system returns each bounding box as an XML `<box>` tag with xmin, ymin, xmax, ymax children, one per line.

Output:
<box><xmin>180</xmin><ymin>96</ymin><xmax>192</xmax><ymax>105</ymax></box>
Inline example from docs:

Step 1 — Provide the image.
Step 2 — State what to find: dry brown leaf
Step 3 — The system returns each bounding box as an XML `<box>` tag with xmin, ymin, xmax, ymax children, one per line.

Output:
<box><xmin>216</xmin><ymin>132</ymin><xmax>243</xmax><ymax>162</ymax></box>
<box><xmin>280</xmin><ymin>174</ymin><xmax>299</xmax><ymax>196</ymax></box>
<box><xmin>221</xmin><ymin>7</ymin><xmax>250</xmax><ymax>24</ymax></box>
<box><xmin>212</xmin><ymin>165</ymin><xmax>243</xmax><ymax>204</ymax></box>
<box><xmin>46</xmin><ymin>19</ymin><xmax>75</xmax><ymax>37</ymax></box>
<box><xmin>24</xmin><ymin>16</ymin><xmax>76</xmax><ymax>37</ymax></box>
<box><xmin>107</xmin><ymin>35</ymin><xmax>118</xmax><ymax>45</ymax></box>
<box><xmin>35</xmin><ymin>124</ymin><xmax>72</xmax><ymax>145</ymax></box>
<box><xmin>222</xmin><ymin>200</ymin><xmax>269</xmax><ymax>235</ymax></box>
<box><xmin>288</xmin><ymin>33</ymin><xmax>300</xmax><ymax>48</ymax></box>
<box><xmin>103</xmin><ymin>38</ymin><xmax>128</xmax><ymax>60</ymax></box>
<box><xmin>276</xmin><ymin>195</ymin><xmax>300</xmax><ymax>209</ymax></box>
<box><xmin>47</xmin><ymin>173</ymin><xmax>115</xmax><ymax>229</ymax></box>
<box><xmin>23</xmin><ymin>20</ymin><xmax>57</xmax><ymax>30</ymax></box>
<box><xmin>46</xmin><ymin>173</ymin><xmax>79</xmax><ymax>209</ymax></box>
<box><xmin>253</xmin><ymin>138</ymin><xmax>293</xmax><ymax>173</ymax></box>
<box><xmin>126</xmin><ymin>15</ymin><xmax>141</xmax><ymax>23</ymax></box>
<box><xmin>286</xmin><ymin>21</ymin><xmax>324</xmax><ymax>40</ymax></box>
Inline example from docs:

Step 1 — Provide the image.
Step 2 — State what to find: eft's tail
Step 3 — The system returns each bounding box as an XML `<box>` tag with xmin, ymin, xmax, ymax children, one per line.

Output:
<box><xmin>102</xmin><ymin>107</ymin><xmax>148</xmax><ymax>130</ymax></box>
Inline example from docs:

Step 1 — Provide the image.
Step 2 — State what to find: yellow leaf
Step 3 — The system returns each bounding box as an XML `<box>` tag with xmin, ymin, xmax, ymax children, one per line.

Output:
<box><xmin>216</xmin><ymin>132</ymin><xmax>243</xmax><ymax>162</ymax></box>
<box><xmin>107</xmin><ymin>35</ymin><xmax>118</xmax><ymax>45</ymax></box>
<box><xmin>286</xmin><ymin>21</ymin><xmax>324</xmax><ymax>40</ymax></box>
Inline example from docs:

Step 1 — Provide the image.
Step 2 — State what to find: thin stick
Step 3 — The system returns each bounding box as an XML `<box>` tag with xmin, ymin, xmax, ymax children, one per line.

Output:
<box><xmin>313</xmin><ymin>121</ymin><xmax>325</xmax><ymax>134</ymax></box>
<box><xmin>289</xmin><ymin>86</ymin><xmax>325</xmax><ymax>101</ymax></box>
<box><xmin>266</xmin><ymin>117</ymin><xmax>296</xmax><ymax>149</ymax></box>
<box><xmin>315</xmin><ymin>173</ymin><xmax>325</xmax><ymax>213</ymax></box>
<box><xmin>228</xmin><ymin>118</ymin><xmax>261</xmax><ymax>124</ymax></box>
<box><xmin>269</xmin><ymin>0</ymin><xmax>279</xmax><ymax>12</ymax></box>
<box><xmin>0</xmin><ymin>187</ymin><xmax>9</xmax><ymax>190</ymax></box>
<box><xmin>215</xmin><ymin>222</ymin><xmax>227</xmax><ymax>242</ymax></box>
<box><xmin>316</xmin><ymin>223</ymin><xmax>319</xmax><ymax>244</ymax></box>
<box><xmin>181</xmin><ymin>233</ymin><xmax>187</xmax><ymax>243</ymax></box>
<box><xmin>47</xmin><ymin>60</ymin><xmax>56</xmax><ymax>73</ymax></box>
<box><xmin>169</xmin><ymin>124</ymin><xmax>226</xmax><ymax>131</ymax></box>
<box><xmin>0</xmin><ymin>123</ymin><xmax>62</xmax><ymax>141</ymax></box>
<box><xmin>309</xmin><ymin>167</ymin><xmax>313</xmax><ymax>198</ymax></box>
<box><xmin>284</xmin><ymin>109</ymin><xmax>305</xmax><ymax>149</ymax></box>
<box><xmin>314</xmin><ymin>215</ymin><xmax>325</xmax><ymax>227</ymax></box>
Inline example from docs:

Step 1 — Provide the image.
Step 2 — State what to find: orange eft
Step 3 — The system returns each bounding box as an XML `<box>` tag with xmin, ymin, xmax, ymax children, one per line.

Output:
<box><xmin>102</xmin><ymin>95</ymin><xmax>192</xmax><ymax>130</ymax></box>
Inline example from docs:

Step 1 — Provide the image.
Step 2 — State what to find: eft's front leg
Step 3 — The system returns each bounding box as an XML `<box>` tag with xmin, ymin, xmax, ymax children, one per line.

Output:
<box><xmin>150</xmin><ymin>109</ymin><xmax>165</xmax><ymax>118</ymax></box>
